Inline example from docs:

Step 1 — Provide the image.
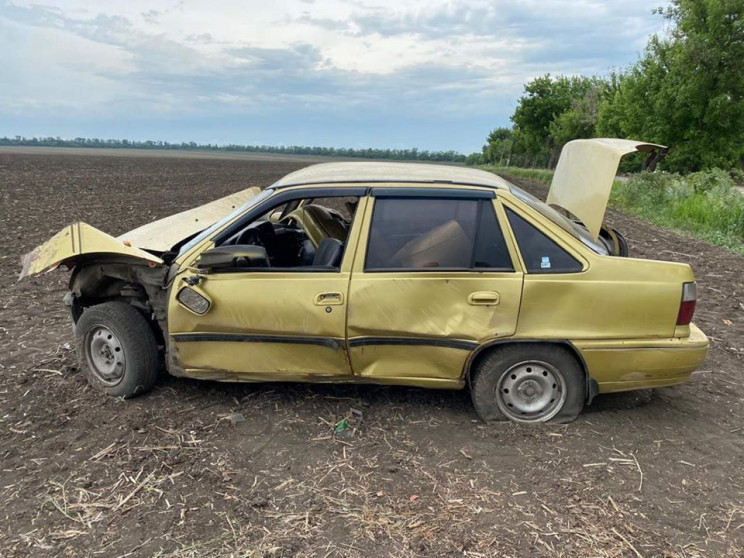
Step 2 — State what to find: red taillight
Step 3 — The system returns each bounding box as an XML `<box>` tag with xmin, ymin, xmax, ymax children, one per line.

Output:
<box><xmin>677</xmin><ymin>282</ymin><xmax>697</xmax><ymax>326</ymax></box>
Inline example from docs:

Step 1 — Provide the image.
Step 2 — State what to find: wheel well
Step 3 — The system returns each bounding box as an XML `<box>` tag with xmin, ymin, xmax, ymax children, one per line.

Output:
<box><xmin>464</xmin><ymin>340</ymin><xmax>598</xmax><ymax>404</ymax></box>
<box><xmin>69</xmin><ymin>263</ymin><xmax>169</xmax><ymax>346</ymax></box>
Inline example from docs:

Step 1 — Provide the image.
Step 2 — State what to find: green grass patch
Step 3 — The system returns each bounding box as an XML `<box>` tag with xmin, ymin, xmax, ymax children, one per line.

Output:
<box><xmin>482</xmin><ymin>166</ymin><xmax>744</xmax><ymax>256</ymax></box>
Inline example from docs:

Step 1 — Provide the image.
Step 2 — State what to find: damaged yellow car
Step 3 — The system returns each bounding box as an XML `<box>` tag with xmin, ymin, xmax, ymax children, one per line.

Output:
<box><xmin>21</xmin><ymin>138</ymin><xmax>708</xmax><ymax>423</ymax></box>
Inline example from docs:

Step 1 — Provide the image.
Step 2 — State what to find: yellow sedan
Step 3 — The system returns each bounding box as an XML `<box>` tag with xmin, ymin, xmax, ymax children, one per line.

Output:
<box><xmin>21</xmin><ymin>139</ymin><xmax>708</xmax><ymax>423</ymax></box>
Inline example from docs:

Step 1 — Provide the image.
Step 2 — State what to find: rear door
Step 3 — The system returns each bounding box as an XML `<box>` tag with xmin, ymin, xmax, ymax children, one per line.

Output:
<box><xmin>347</xmin><ymin>189</ymin><xmax>524</xmax><ymax>382</ymax></box>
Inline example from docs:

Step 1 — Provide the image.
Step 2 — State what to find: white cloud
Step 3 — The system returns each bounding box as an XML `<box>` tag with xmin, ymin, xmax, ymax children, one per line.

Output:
<box><xmin>0</xmin><ymin>15</ymin><xmax>138</xmax><ymax>112</ymax></box>
<box><xmin>5</xmin><ymin>0</ymin><xmax>666</xmax><ymax>75</ymax></box>
<box><xmin>0</xmin><ymin>0</ymin><xmax>670</xmax><ymax>150</ymax></box>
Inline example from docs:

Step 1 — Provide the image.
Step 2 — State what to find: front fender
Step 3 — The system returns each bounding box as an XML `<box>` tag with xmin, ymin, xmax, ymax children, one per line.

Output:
<box><xmin>19</xmin><ymin>222</ymin><xmax>163</xmax><ymax>280</ymax></box>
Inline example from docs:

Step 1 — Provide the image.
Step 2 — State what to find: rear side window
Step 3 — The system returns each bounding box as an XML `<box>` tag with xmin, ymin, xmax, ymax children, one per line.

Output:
<box><xmin>506</xmin><ymin>208</ymin><xmax>582</xmax><ymax>273</ymax></box>
<box><xmin>473</xmin><ymin>202</ymin><xmax>513</xmax><ymax>269</ymax></box>
<box><xmin>365</xmin><ymin>198</ymin><xmax>513</xmax><ymax>271</ymax></box>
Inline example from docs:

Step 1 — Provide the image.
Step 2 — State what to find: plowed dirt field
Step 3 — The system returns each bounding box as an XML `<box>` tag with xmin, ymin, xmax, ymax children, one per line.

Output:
<box><xmin>1</xmin><ymin>149</ymin><xmax>742</xmax><ymax>557</ymax></box>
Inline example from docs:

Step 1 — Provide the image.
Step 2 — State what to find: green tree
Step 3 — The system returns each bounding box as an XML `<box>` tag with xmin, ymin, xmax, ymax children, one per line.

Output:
<box><xmin>465</xmin><ymin>152</ymin><xmax>485</xmax><ymax>166</ymax></box>
<box><xmin>511</xmin><ymin>74</ymin><xmax>598</xmax><ymax>167</ymax></box>
<box><xmin>549</xmin><ymin>83</ymin><xmax>603</xmax><ymax>147</ymax></box>
<box><xmin>0</xmin><ymin>136</ymin><xmax>468</xmax><ymax>163</ymax></box>
<box><xmin>482</xmin><ymin>127</ymin><xmax>515</xmax><ymax>165</ymax></box>
<box><xmin>598</xmin><ymin>0</ymin><xmax>744</xmax><ymax>171</ymax></box>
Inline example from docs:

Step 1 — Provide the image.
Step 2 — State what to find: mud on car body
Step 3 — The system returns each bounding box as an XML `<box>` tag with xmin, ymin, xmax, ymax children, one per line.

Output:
<box><xmin>21</xmin><ymin>138</ymin><xmax>709</xmax><ymax>423</ymax></box>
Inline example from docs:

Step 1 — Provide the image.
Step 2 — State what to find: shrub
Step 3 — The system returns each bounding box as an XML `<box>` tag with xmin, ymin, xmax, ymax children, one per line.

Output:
<box><xmin>730</xmin><ymin>167</ymin><xmax>744</xmax><ymax>185</ymax></box>
<box><xmin>686</xmin><ymin>168</ymin><xmax>735</xmax><ymax>194</ymax></box>
<box><xmin>612</xmin><ymin>170</ymin><xmax>744</xmax><ymax>254</ymax></box>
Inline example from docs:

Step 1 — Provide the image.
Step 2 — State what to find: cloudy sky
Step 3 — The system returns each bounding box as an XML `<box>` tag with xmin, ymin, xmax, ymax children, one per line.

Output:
<box><xmin>0</xmin><ymin>0</ymin><xmax>669</xmax><ymax>153</ymax></box>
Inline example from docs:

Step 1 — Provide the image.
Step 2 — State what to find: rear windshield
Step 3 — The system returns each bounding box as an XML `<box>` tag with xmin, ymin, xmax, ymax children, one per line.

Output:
<box><xmin>509</xmin><ymin>186</ymin><xmax>608</xmax><ymax>255</ymax></box>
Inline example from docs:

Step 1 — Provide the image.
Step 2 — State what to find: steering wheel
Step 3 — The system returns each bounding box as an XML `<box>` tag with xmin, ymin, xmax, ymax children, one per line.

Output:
<box><xmin>235</xmin><ymin>227</ymin><xmax>263</xmax><ymax>247</ymax></box>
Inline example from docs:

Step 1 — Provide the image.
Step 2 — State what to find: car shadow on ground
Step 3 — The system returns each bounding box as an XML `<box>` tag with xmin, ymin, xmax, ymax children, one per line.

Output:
<box><xmin>157</xmin><ymin>373</ymin><xmax>472</xmax><ymax>408</ymax></box>
<box><xmin>152</xmin><ymin>373</ymin><xmax>660</xmax><ymax>422</ymax></box>
<box><xmin>584</xmin><ymin>389</ymin><xmax>658</xmax><ymax>414</ymax></box>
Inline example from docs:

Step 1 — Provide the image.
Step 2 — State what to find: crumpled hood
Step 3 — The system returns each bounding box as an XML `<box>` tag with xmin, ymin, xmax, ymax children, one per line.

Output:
<box><xmin>546</xmin><ymin>138</ymin><xmax>665</xmax><ymax>241</ymax></box>
<box><xmin>117</xmin><ymin>186</ymin><xmax>261</xmax><ymax>252</ymax></box>
<box><xmin>19</xmin><ymin>186</ymin><xmax>261</xmax><ymax>279</ymax></box>
<box><xmin>19</xmin><ymin>222</ymin><xmax>164</xmax><ymax>280</ymax></box>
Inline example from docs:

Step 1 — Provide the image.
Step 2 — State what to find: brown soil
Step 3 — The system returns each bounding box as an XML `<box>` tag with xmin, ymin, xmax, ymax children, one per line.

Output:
<box><xmin>0</xmin><ymin>150</ymin><xmax>742</xmax><ymax>557</ymax></box>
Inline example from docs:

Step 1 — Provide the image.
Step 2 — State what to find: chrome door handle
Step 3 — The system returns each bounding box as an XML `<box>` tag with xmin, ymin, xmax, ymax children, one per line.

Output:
<box><xmin>468</xmin><ymin>291</ymin><xmax>500</xmax><ymax>306</ymax></box>
<box><xmin>314</xmin><ymin>292</ymin><xmax>344</xmax><ymax>306</ymax></box>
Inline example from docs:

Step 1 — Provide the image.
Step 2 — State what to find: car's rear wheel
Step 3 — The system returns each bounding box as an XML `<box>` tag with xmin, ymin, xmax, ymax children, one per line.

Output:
<box><xmin>470</xmin><ymin>344</ymin><xmax>585</xmax><ymax>424</ymax></box>
<box><xmin>76</xmin><ymin>301</ymin><xmax>159</xmax><ymax>398</ymax></box>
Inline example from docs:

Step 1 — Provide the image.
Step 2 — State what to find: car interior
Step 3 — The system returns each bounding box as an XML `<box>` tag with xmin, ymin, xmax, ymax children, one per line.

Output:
<box><xmin>215</xmin><ymin>197</ymin><xmax>359</xmax><ymax>270</ymax></box>
<box><xmin>365</xmin><ymin>198</ymin><xmax>479</xmax><ymax>269</ymax></box>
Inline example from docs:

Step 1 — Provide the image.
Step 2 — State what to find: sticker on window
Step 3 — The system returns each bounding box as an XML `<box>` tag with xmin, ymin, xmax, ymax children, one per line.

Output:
<box><xmin>540</xmin><ymin>256</ymin><xmax>551</xmax><ymax>269</ymax></box>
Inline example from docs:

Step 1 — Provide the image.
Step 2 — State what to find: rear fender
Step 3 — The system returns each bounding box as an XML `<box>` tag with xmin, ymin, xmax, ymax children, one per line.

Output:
<box><xmin>464</xmin><ymin>339</ymin><xmax>598</xmax><ymax>404</ymax></box>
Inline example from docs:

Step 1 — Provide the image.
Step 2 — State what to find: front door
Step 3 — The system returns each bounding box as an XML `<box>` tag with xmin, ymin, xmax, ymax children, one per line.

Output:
<box><xmin>168</xmin><ymin>195</ymin><xmax>367</xmax><ymax>381</ymax></box>
<box><xmin>347</xmin><ymin>191</ymin><xmax>523</xmax><ymax>383</ymax></box>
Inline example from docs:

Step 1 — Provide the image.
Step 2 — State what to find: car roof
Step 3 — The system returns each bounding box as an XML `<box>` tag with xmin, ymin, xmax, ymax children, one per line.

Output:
<box><xmin>270</xmin><ymin>161</ymin><xmax>513</xmax><ymax>190</ymax></box>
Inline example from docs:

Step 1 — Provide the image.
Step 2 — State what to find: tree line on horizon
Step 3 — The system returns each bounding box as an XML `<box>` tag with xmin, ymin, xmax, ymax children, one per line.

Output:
<box><xmin>470</xmin><ymin>0</ymin><xmax>744</xmax><ymax>174</ymax></box>
<box><xmin>0</xmin><ymin>135</ymin><xmax>468</xmax><ymax>163</ymax></box>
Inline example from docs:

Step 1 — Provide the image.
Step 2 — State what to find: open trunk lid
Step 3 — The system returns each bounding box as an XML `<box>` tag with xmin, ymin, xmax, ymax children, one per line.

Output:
<box><xmin>547</xmin><ymin>138</ymin><xmax>665</xmax><ymax>241</ymax></box>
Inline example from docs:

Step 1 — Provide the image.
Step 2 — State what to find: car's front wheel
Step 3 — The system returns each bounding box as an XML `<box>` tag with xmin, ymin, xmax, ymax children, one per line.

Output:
<box><xmin>76</xmin><ymin>301</ymin><xmax>159</xmax><ymax>398</ymax></box>
<box><xmin>470</xmin><ymin>344</ymin><xmax>585</xmax><ymax>423</ymax></box>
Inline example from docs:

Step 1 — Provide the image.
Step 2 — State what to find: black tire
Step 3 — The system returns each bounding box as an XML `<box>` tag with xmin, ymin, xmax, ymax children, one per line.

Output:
<box><xmin>598</xmin><ymin>227</ymin><xmax>616</xmax><ymax>255</ymax></box>
<box><xmin>612</xmin><ymin>228</ymin><xmax>629</xmax><ymax>257</ymax></box>
<box><xmin>75</xmin><ymin>301</ymin><xmax>159</xmax><ymax>398</ymax></box>
<box><xmin>470</xmin><ymin>344</ymin><xmax>585</xmax><ymax>424</ymax></box>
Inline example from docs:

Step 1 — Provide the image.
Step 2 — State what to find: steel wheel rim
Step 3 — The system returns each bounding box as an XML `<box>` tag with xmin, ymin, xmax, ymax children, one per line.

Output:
<box><xmin>86</xmin><ymin>325</ymin><xmax>126</xmax><ymax>386</ymax></box>
<box><xmin>495</xmin><ymin>360</ymin><xmax>566</xmax><ymax>423</ymax></box>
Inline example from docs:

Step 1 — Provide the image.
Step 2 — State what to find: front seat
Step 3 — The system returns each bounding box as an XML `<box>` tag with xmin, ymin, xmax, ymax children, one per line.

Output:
<box><xmin>312</xmin><ymin>238</ymin><xmax>344</xmax><ymax>268</ymax></box>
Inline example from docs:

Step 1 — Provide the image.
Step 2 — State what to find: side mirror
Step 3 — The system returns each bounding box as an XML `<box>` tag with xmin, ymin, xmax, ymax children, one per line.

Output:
<box><xmin>176</xmin><ymin>281</ymin><xmax>212</xmax><ymax>315</ymax></box>
<box><xmin>196</xmin><ymin>245</ymin><xmax>269</xmax><ymax>272</ymax></box>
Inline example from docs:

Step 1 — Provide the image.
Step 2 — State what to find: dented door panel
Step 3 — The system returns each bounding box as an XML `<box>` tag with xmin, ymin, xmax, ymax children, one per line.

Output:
<box><xmin>347</xmin><ymin>196</ymin><xmax>524</xmax><ymax>380</ymax></box>
<box><xmin>168</xmin><ymin>272</ymin><xmax>353</xmax><ymax>377</ymax></box>
<box><xmin>347</xmin><ymin>273</ymin><xmax>523</xmax><ymax>378</ymax></box>
<box><xmin>167</xmin><ymin>197</ymin><xmax>368</xmax><ymax>378</ymax></box>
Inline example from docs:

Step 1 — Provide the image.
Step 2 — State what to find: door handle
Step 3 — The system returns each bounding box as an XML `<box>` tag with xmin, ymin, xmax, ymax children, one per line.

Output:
<box><xmin>468</xmin><ymin>291</ymin><xmax>500</xmax><ymax>306</ymax></box>
<box><xmin>314</xmin><ymin>292</ymin><xmax>344</xmax><ymax>306</ymax></box>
